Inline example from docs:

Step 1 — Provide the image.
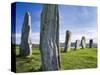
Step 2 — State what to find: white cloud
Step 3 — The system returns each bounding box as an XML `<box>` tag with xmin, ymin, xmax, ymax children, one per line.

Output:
<box><xmin>11</xmin><ymin>33</ymin><xmax>21</xmax><ymax>44</ymax></box>
<box><xmin>60</xmin><ymin>27</ymin><xmax>97</xmax><ymax>43</ymax></box>
<box><xmin>12</xmin><ymin>27</ymin><xmax>97</xmax><ymax>45</ymax></box>
<box><xmin>31</xmin><ymin>32</ymin><xmax>40</xmax><ymax>44</ymax></box>
<box><xmin>12</xmin><ymin>32</ymin><xmax>40</xmax><ymax>44</ymax></box>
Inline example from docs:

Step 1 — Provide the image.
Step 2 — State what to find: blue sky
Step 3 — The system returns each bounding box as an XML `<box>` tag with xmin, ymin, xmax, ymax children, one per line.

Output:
<box><xmin>12</xmin><ymin>2</ymin><xmax>97</xmax><ymax>44</ymax></box>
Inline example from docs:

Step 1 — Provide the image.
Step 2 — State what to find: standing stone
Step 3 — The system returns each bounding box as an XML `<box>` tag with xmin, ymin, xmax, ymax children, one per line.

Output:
<box><xmin>75</xmin><ymin>40</ymin><xmax>80</xmax><ymax>50</ymax></box>
<box><xmin>81</xmin><ymin>36</ymin><xmax>86</xmax><ymax>49</ymax></box>
<box><xmin>89</xmin><ymin>39</ymin><xmax>93</xmax><ymax>48</ymax></box>
<box><xmin>40</xmin><ymin>4</ymin><xmax>60</xmax><ymax>71</ymax></box>
<box><xmin>64</xmin><ymin>30</ymin><xmax>71</xmax><ymax>52</ymax></box>
<box><xmin>20</xmin><ymin>12</ymin><xmax>32</xmax><ymax>57</ymax></box>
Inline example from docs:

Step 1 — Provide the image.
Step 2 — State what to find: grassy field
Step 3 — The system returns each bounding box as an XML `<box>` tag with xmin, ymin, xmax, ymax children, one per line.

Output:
<box><xmin>16</xmin><ymin>46</ymin><xmax>97</xmax><ymax>73</ymax></box>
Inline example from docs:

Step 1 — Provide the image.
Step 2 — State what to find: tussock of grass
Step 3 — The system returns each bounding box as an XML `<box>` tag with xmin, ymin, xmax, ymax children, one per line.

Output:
<box><xmin>16</xmin><ymin>46</ymin><xmax>97</xmax><ymax>73</ymax></box>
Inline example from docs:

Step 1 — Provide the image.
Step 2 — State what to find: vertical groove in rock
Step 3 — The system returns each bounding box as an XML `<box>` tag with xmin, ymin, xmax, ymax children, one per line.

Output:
<box><xmin>40</xmin><ymin>4</ymin><xmax>60</xmax><ymax>71</ymax></box>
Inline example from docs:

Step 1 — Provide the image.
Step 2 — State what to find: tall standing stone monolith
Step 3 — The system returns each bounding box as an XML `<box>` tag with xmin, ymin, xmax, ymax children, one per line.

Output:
<box><xmin>89</xmin><ymin>39</ymin><xmax>93</xmax><ymax>48</ymax></box>
<box><xmin>81</xmin><ymin>36</ymin><xmax>86</xmax><ymax>49</ymax></box>
<box><xmin>64</xmin><ymin>30</ymin><xmax>71</xmax><ymax>52</ymax></box>
<box><xmin>20</xmin><ymin>12</ymin><xmax>32</xmax><ymax>57</ymax></box>
<box><xmin>40</xmin><ymin>4</ymin><xmax>60</xmax><ymax>71</ymax></box>
<box><xmin>75</xmin><ymin>40</ymin><xmax>80</xmax><ymax>50</ymax></box>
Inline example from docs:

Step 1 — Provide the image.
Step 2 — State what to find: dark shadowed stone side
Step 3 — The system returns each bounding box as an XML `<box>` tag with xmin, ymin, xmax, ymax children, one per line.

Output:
<box><xmin>40</xmin><ymin>4</ymin><xmax>60</xmax><ymax>71</ymax></box>
<box><xmin>64</xmin><ymin>30</ymin><xmax>71</xmax><ymax>52</ymax></box>
<box><xmin>81</xmin><ymin>36</ymin><xmax>86</xmax><ymax>49</ymax></box>
<box><xmin>75</xmin><ymin>40</ymin><xmax>80</xmax><ymax>50</ymax></box>
<box><xmin>20</xmin><ymin>12</ymin><xmax>32</xmax><ymax>57</ymax></box>
<box><xmin>89</xmin><ymin>39</ymin><xmax>93</xmax><ymax>48</ymax></box>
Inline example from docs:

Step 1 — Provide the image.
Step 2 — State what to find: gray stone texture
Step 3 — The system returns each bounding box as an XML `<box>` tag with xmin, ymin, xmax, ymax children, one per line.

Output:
<box><xmin>75</xmin><ymin>40</ymin><xmax>80</xmax><ymax>50</ymax></box>
<box><xmin>64</xmin><ymin>30</ymin><xmax>71</xmax><ymax>52</ymax></box>
<box><xmin>40</xmin><ymin>4</ymin><xmax>60</xmax><ymax>71</ymax></box>
<box><xmin>81</xmin><ymin>36</ymin><xmax>86</xmax><ymax>49</ymax></box>
<box><xmin>20</xmin><ymin>12</ymin><xmax>32</xmax><ymax>57</ymax></box>
<box><xmin>89</xmin><ymin>39</ymin><xmax>93</xmax><ymax>48</ymax></box>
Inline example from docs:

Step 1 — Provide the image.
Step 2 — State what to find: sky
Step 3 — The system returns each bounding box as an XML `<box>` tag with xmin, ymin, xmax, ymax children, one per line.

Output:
<box><xmin>11</xmin><ymin>2</ymin><xmax>97</xmax><ymax>44</ymax></box>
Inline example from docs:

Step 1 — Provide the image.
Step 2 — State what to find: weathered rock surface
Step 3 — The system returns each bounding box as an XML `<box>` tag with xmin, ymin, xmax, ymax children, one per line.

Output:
<box><xmin>81</xmin><ymin>36</ymin><xmax>86</xmax><ymax>49</ymax></box>
<box><xmin>75</xmin><ymin>40</ymin><xmax>80</xmax><ymax>50</ymax></box>
<box><xmin>40</xmin><ymin>4</ymin><xmax>60</xmax><ymax>71</ymax></box>
<box><xmin>64</xmin><ymin>30</ymin><xmax>71</xmax><ymax>52</ymax></box>
<box><xmin>20</xmin><ymin>12</ymin><xmax>32</xmax><ymax>57</ymax></box>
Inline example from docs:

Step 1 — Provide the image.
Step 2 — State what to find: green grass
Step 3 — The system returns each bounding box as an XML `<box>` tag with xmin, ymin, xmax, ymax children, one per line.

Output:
<box><xmin>16</xmin><ymin>46</ymin><xmax>97</xmax><ymax>73</ymax></box>
<box><xmin>60</xmin><ymin>48</ymin><xmax>97</xmax><ymax>70</ymax></box>
<box><xmin>16</xmin><ymin>47</ymin><xmax>41</xmax><ymax>72</ymax></box>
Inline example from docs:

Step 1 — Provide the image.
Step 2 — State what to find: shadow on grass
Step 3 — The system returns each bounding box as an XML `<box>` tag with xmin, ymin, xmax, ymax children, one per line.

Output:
<box><xmin>28</xmin><ymin>66</ymin><xmax>43</xmax><ymax>72</ymax></box>
<box><xmin>16</xmin><ymin>56</ymin><xmax>40</xmax><ymax>63</ymax></box>
<box><xmin>60</xmin><ymin>48</ymin><xmax>76</xmax><ymax>53</ymax></box>
<box><xmin>32</xmin><ymin>52</ymin><xmax>40</xmax><ymax>55</ymax></box>
<box><xmin>16</xmin><ymin>54</ymin><xmax>22</xmax><ymax>57</ymax></box>
<box><xmin>61</xmin><ymin>50</ymin><xmax>65</xmax><ymax>53</ymax></box>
